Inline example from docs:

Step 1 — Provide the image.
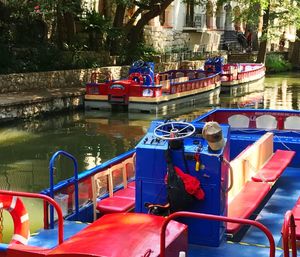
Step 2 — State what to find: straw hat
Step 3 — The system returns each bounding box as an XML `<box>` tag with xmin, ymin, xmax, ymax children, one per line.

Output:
<box><xmin>202</xmin><ymin>121</ymin><xmax>225</xmax><ymax>151</ymax></box>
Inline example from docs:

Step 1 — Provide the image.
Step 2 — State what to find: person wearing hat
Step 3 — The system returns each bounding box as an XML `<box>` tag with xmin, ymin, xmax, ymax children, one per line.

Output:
<box><xmin>202</xmin><ymin>121</ymin><xmax>225</xmax><ymax>151</ymax></box>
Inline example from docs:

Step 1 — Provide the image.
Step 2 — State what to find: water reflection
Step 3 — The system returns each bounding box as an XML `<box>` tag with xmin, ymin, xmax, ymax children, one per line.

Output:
<box><xmin>0</xmin><ymin>73</ymin><xmax>299</xmax><ymax>194</ymax></box>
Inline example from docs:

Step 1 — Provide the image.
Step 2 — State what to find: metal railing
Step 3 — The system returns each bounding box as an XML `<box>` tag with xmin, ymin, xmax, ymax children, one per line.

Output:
<box><xmin>0</xmin><ymin>190</ymin><xmax>64</xmax><ymax>245</ymax></box>
<box><xmin>160</xmin><ymin>211</ymin><xmax>276</xmax><ymax>257</ymax></box>
<box><xmin>48</xmin><ymin>150</ymin><xmax>79</xmax><ymax>229</ymax></box>
<box><xmin>282</xmin><ymin>210</ymin><xmax>297</xmax><ymax>257</ymax></box>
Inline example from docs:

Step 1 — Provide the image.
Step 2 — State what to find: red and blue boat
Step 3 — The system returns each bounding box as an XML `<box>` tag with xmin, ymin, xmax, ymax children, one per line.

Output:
<box><xmin>85</xmin><ymin>60</ymin><xmax>221</xmax><ymax>113</ymax></box>
<box><xmin>204</xmin><ymin>57</ymin><xmax>266</xmax><ymax>90</ymax></box>
<box><xmin>1</xmin><ymin>108</ymin><xmax>300</xmax><ymax>257</ymax></box>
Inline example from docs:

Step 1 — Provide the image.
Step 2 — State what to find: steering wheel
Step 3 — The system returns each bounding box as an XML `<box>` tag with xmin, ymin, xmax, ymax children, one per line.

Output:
<box><xmin>154</xmin><ymin>121</ymin><xmax>196</xmax><ymax>140</ymax></box>
<box><xmin>132</xmin><ymin>60</ymin><xmax>145</xmax><ymax>68</ymax></box>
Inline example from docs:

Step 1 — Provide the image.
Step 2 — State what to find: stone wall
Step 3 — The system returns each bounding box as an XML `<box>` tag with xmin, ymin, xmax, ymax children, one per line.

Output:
<box><xmin>144</xmin><ymin>26</ymin><xmax>190</xmax><ymax>52</ymax></box>
<box><xmin>0</xmin><ymin>66</ymin><xmax>130</xmax><ymax>94</ymax></box>
<box><xmin>0</xmin><ymin>60</ymin><xmax>206</xmax><ymax>94</ymax></box>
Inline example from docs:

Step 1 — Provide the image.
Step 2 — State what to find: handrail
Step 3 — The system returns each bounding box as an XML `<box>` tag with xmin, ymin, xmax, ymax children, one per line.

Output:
<box><xmin>282</xmin><ymin>210</ymin><xmax>297</xmax><ymax>257</ymax></box>
<box><xmin>0</xmin><ymin>190</ymin><xmax>64</xmax><ymax>245</ymax></box>
<box><xmin>49</xmin><ymin>150</ymin><xmax>79</xmax><ymax>229</ymax></box>
<box><xmin>160</xmin><ymin>211</ymin><xmax>275</xmax><ymax>257</ymax></box>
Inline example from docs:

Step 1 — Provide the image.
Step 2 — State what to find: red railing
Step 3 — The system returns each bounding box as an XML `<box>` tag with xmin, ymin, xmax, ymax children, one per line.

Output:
<box><xmin>0</xmin><ymin>190</ymin><xmax>64</xmax><ymax>245</ymax></box>
<box><xmin>160</xmin><ymin>211</ymin><xmax>275</xmax><ymax>257</ymax></box>
<box><xmin>282</xmin><ymin>211</ymin><xmax>297</xmax><ymax>257</ymax></box>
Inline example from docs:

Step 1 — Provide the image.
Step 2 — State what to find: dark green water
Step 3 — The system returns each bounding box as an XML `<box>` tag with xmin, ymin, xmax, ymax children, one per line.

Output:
<box><xmin>1</xmin><ymin>73</ymin><xmax>300</xmax><ymax>193</ymax></box>
<box><xmin>0</xmin><ymin>72</ymin><xmax>299</xmax><ymax>239</ymax></box>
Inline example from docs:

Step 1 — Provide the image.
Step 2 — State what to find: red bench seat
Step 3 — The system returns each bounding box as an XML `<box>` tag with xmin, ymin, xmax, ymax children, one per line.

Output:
<box><xmin>128</xmin><ymin>181</ymin><xmax>136</xmax><ymax>189</ymax></box>
<box><xmin>96</xmin><ymin>196</ymin><xmax>135</xmax><ymax>214</ymax></box>
<box><xmin>227</xmin><ymin>181</ymin><xmax>271</xmax><ymax>234</ymax></box>
<box><xmin>291</xmin><ymin>197</ymin><xmax>300</xmax><ymax>239</ymax></box>
<box><xmin>251</xmin><ymin>149</ymin><xmax>295</xmax><ymax>182</ymax></box>
<box><xmin>114</xmin><ymin>186</ymin><xmax>135</xmax><ymax>200</ymax></box>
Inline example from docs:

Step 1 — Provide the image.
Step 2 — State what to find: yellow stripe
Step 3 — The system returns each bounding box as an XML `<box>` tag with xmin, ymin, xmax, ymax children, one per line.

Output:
<box><xmin>227</xmin><ymin>241</ymin><xmax>283</xmax><ymax>251</ymax></box>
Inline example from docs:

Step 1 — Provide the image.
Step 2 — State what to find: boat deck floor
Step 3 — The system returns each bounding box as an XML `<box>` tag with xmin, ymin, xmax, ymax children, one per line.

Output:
<box><xmin>189</xmin><ymin>166</ymin><xmax>300</xmax><ymax>257</ymax></box>
<box><xmin>28</xmin><ymin>167</ymin><xmax>300</xmax><ymax>256</ymax></box>
<box><xmin>28</xmin><ymin>220</ymin><xmax>89</xmax><ymax>249</ymax></box>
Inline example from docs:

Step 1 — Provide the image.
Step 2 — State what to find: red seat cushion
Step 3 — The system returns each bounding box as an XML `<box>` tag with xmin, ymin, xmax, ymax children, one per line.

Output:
<box><xmin>227</xmin><ymin>181</ymin><xmax>271</xmax><ymax>233</ymax></box>
<box><xmin>96</xmin><ymin>197</ymin><xmax>135</xmax><ymax>214</ymax></box>
<box><xmin>128</xmin><ymin>181</ymin><xmax>136</xmax><ymax>189</ymax></box>
<box><xmin>252</xmin><ymin>149</ymin><xmax>295</xmax><ymax>182</ymax></box>
<box><xmin>114</xmin><ymin>187</ymin><xmax>135</xmax><ymax>200</ymax></box>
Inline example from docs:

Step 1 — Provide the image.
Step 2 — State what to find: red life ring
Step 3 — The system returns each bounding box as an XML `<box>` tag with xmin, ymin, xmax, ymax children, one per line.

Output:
<box><xmin>0</xmin><ymin>195</ymin><xmax>30</xmax><ymax>245</ymax></box>
<box><xmin>129</xmin><ymin>72</ymin><xmax>144</xmax><ymax>85</ymax></box>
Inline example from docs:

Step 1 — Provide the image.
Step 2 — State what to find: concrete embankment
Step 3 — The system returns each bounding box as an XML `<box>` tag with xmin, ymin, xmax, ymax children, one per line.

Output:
<box><xmin>0</xmin><ymin>87</ymin><xmax>85</xmax><ymax>122</ymax></box>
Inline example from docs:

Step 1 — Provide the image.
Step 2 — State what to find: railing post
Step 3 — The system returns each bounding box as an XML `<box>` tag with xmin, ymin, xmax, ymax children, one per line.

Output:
<box><xmin>49</xmin><ymin>150</ymin><xmax>79</xmax><ymax>229</ymax></box>
<box><xmin>160</xmin><ymin>212</ymin><xmax>275</xmax><ymax>257</ymax></box>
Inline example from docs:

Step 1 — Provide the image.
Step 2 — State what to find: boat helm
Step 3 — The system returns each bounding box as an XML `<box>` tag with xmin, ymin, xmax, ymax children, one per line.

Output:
<box><xmin>202</xmin><ymin>121</ymin><xmax>225</xmax><ymax>151</ymax></box>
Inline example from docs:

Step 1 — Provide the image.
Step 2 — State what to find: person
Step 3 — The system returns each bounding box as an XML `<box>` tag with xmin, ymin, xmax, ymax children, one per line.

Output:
<box><xmin>279</xmin><ymin>31</ymin><xmax>286</xmax><ymax>51</ymax></box>
<box><xmin>237</xmin><ymin>31</ymin><xmax>247</xmax><ymax>51</ymax></box>
<box><xmin>245</xmin><ymin>29</ymin><xmax>252</xmax><ymax>52</ymax></box>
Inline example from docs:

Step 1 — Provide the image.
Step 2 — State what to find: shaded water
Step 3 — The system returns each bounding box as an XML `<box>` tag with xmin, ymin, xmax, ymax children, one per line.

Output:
<box><xmin>0</xmin><ymin>72</ymin><xmax>299</xmax><ymax>240</ymax></box>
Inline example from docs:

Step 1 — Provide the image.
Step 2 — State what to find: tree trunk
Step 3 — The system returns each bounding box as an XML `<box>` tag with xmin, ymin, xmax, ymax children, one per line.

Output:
<box><xmin>125</xmin><ymin>0</ymin><xmax>174</xmax><ymax>52</ymax></box>
<box><xmin>113</xmin><ymin>4</ymin><xmax>126</xmax><ymax>28</ymax></box>
<box><xmin>290</xmin><ymin>29</ymin><xmax>300</xmax><ymax>68</ymax></box>
<box><xmin>256</xmin><ymin>1</ymin><xmax>270</xmax><ymax>64</ymax></box>
<box><xmin>63</xmin><ymin>12</ymin><xmax>75</xmax><ymax>44</ymax></box>
<box><xmin>56</xmin><ymin>3</ymin><xmax>65</xmax><ymax>49</ymax></box>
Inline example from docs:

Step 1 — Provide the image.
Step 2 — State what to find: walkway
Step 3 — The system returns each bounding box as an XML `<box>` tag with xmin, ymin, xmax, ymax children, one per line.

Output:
<box><xmin>0</xmin><ymin>87</ymin><xmax>85</xmax><ymax>122</ymax></box>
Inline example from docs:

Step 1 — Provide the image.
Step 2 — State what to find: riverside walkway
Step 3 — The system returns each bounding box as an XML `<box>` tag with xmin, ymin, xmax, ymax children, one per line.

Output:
<box><xmin>0</xmin><ymin>87</ymin><xmax>85</xmax><ymax>122</ymax></box>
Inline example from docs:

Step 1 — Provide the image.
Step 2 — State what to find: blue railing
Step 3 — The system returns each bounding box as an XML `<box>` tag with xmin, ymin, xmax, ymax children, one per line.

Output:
<box><xmin>48</xmin><ymin>150</ymin><xmax>79</xmax><ymax>229</ymax></box>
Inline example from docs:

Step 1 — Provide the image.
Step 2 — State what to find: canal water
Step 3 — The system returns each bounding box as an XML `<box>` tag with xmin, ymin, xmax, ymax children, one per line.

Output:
<box><xmin>0</xmin><ymin>72</ymin><xmax>299</xmax><ymax>240</ymax></box>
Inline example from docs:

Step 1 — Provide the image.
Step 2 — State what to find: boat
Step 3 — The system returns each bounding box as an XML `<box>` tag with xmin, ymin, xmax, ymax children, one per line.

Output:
<box><xmin>85</xmin><ymin>60</ymin><xmax>221</xmax><ymax>113</ymax></box>
<box><xmin>1</xmin><ymin>108</ymin><xmax>300</xmax><ymax>257</ymax></box>
<box><xmin>204</xmin><ymin>57</ymin><xmax>266</xmax><ymax>90</ymax></box>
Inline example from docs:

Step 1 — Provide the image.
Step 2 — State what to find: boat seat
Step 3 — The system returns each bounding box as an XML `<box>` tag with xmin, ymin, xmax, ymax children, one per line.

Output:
<box><xmin>256</xmin><ymin>115</ymin><xmax>277</xmax><ymax>130</ymax></box>
<box><xmin>228</xmin><ymin>114</ymin><xmax>250</xmax><ymax>128</ymax></box>
<box><xmin>92</xmin><ymin>156</ymin><xmax>136</xmax><ymax>219</ymax></box>
<box><xmin>291</xmin><ymin>197</ymin><xmax>300</xmax><ymax>239</ymax></box>
<box><xmin>114</xmin><ymin>186</ymin><xmax>135</xmax><ymax>199</ymax></box>
<box><xmin>128</xmin><ymin>181</ymin><xmax>136</xmax><ymax>189</ymax></box>
<box><xmin>227</xmin><ymin>132</ymin><xmax>294</xmax><ymax>234</ymax></box>
<box><xmin>227</xmin><ymin>181</ymin><xmax>271</xmax><ymax>234</ymax></box>
<box><xmin>251</xmin><ymin>149</ymin><xmax>295</xmax><ymax>182</ymax></box>
<box><xmin>284</xmin><ymin>116</ymin><xmax>300</xmax><ymax>130</ymax></box>
<box><xmin>96</xmin><ymin>197</ymin><xmax>135</xmax><ymax>214</ymax></box>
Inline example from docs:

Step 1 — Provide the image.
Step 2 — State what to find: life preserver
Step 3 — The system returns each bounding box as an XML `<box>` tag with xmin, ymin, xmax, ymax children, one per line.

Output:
<box><xmin>0</xmin><ymin>195</ymin><xmax>30</xmax><ymax>245</ymax></box>
<box><xmin>129</xmin><ymin>72</ymin><xmax>144</xmax><ymax>85</ymax></box>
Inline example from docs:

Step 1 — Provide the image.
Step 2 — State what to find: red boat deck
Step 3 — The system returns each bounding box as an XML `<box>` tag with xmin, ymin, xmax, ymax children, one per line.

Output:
<box><xmin>7</xmin><ymin>213</ymin><xmax>187</xmax><ymax>257</ymax></box>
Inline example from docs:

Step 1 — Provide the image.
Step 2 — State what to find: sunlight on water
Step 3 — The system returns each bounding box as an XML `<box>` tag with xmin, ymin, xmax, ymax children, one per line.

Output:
<box><xmin>0</xmin><ymin>129</ymin><xmax>36</xmax><ymax>146</ymax></box>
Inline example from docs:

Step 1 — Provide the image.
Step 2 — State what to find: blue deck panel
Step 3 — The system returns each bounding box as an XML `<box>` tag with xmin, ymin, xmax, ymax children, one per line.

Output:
<box><xmin>189</xmin><ymin>242</ymin><xmax>283</xmax><ymax>257</ymax></box>
<box><xmin>28</xmin><ymin>220</ymin><xmax>89</xmax><ymax>249</ymax></box>
<box><xmin>242</xmin><ymin>167</ymin><xmax>300</xmax><ymax>246</ymax></box>
<box><xmin>189</xmin><ymin>166</ymin><xmax>300</xmax><ymax>257</ymax></box>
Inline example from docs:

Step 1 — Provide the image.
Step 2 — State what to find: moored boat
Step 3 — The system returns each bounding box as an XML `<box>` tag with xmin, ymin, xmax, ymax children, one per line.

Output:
<box><xmin>85</xmin><ymin>60</ymin><xmax>221</xmax><ymax>113</ymax></box>
<box><xmin>204</xmin><ymin>57</ymin><xmax>266</xmax><ymax>90</ymax></box>
<box><xmin>1</xmin><ymin>108</ymin><xmax>300</xmax><ymax>257</ymax></box>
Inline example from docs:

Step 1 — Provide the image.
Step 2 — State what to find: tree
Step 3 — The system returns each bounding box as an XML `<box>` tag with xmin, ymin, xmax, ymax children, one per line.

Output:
<box><xmin>105</xmin><ymin>0</ymin><xmax>176</xmax><ymax>62</ymax></box>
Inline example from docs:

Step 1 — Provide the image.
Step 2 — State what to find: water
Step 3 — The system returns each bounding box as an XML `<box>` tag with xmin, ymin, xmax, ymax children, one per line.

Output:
<box><xmin>0</xmin><ymin>72</ymin><xmax>299</xmax><ymax>241</ymax></box>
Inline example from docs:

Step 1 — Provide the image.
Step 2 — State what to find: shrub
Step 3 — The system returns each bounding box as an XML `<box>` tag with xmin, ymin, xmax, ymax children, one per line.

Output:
<box><xmin>265</xmin><ymin>53</ymin><xmax>292</xmax><ymax>73</ymax></box>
